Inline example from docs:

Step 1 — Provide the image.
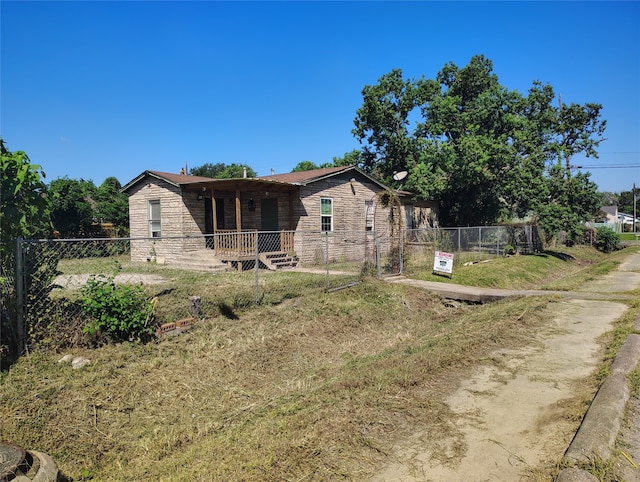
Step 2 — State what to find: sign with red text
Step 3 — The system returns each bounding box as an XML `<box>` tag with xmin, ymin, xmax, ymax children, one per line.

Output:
<box><xmin>433</xmin><ymin>251</ymin><xmax>454</xmax><ymax>276</ymax></box>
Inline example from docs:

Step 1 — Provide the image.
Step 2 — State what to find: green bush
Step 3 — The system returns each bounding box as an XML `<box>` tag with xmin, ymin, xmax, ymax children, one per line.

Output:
<box><xmin>594</xmin><ymin>227</ymin><xmax>620</xmax><ymax>254</ymax></box>
<box><xmin>81</xmin><ymin>275</ymin><xmax>155</xmax><ymax>342</ymax></box>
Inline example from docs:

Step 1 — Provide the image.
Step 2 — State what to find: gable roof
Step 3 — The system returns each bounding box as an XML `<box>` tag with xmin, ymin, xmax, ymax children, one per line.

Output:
<box><xmin>258</xmin><ymin>165</ymin><xmax>393</xmax><ymax>191</ymax></box>
<box><xmin>122</xmin><ymin>166</ymin><xmax>397</xmax><ymax>195</ymax></box>
<box><xmin>121</xmin><ymin>170</ymin><xmax>215</xmax><ymax>191</ymax></box>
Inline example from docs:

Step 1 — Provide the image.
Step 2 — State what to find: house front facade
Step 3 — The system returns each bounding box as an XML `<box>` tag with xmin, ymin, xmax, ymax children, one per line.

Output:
<box><xmin>121</xmin><ymin>166</ymin><xmax>438</xmax><ymax>268</ymax></box>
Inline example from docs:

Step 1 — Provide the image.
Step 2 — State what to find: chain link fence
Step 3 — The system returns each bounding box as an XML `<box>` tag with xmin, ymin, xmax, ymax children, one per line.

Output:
<box><xmin>403</xmin><ymin>225</ymin><xmax>544</xmax><ymax>274</ymax></box>
<box><xmin>1</xmin><ymin>225</ymin><xmax>544</xmax><ymax>357</ymax></box>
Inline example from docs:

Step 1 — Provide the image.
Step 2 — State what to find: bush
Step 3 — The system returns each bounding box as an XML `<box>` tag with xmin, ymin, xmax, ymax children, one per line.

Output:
<box><xmin>595</xmin><ymin>227</ymin><xmax>620</xmax><ymax>253</ymax></box>
<box><xmin>81</xmin><ymin>274</ymin><xmax>156</xmax><ymax>342</ymax></box>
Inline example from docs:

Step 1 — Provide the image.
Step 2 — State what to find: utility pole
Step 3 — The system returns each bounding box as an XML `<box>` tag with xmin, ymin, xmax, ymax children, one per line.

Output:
<box><xmin>634</xmin><ymin>182</ymin><xmax>637</xmax><ymax>236</ymax></box>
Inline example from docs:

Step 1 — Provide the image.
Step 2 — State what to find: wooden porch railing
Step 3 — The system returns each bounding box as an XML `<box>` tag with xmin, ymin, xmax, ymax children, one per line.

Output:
<box><xmin>214</xmin><ymin>230</ymin><xmax>257</xmax><ymax>257</ymax></box>
<box><xmin>212</xmin><ymin>230</ymin><xmax>296</xmax><ymax>258</ymax></box>
<box><xmin>280</xmin><ymin>230</ymin><xmax>294</xmax><ymax>253</ymax></box>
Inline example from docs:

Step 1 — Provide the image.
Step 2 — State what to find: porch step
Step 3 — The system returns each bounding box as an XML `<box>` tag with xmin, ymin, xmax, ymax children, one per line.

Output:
<box><xmin>167</xmin><ymin>250</ymin><xmax>231</xmax><ymax>273</ymax></box>
<box><xmin>259</xmin><ymin>252</ymin><xmax>299</xmax><ymax>271</ymax></box>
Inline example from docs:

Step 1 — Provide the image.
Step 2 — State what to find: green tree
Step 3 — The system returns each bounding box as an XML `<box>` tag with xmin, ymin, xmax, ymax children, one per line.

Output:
<box><xmin>0</xmin><ymin>139</ymin><xmax>53</xmax><ymax>365</ymax></box>
<box><xmin>332</xmin><ymin>149</ymin><xmax>364</xmax><ymax>168</ymax></box>
<box><xmin>49</xmin><ymin>177</ymin><xmax>98</xmax><ymax>237</ymax></box>
<box><xmin>0</xmin><ymin>140</ymin><xmax>52</xmax><ymax>248</ymax></box>
<box><xmin>292</xmin><ymin>161</ymin><xmax>319</xmax><ymax>172</ymax></box>
<box><xmin>352</xmin><ymin>55</ymin><xmax>606</xmax><ymax>231</ymax></box>
<box><xmin>191</xmin><ymin>162</ymin><xmax>256</xmax><ymax>178</ymax></box>
<box><xmin>94</xmin><ymin>177</ymin><xmax>129</xmax><ymax>235</ymax></box>
<box><xmin>618</xmin><ymin>190</ymin><xmax>635</xmax><ymax>215</ymax></box>
<box><xmin>190</xmin><ymin>162</ymin><xmax>226</xmax><ymax>178</ymax></box>
<box><xmin>532</xmin><ymin>165</ymin><xmax>602</xmax><ymax>244</ymax></box>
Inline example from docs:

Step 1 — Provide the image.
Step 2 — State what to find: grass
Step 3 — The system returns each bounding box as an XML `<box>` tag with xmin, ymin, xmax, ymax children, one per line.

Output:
<box><xmin>406</xmin><ymin>245</ymin><xmax>638</xmax><ymax>292</ymax></box>
<box><xmin>2</xmin><ymin>245</ymin><xmax>639</xmax><ymax>481</ymax></box>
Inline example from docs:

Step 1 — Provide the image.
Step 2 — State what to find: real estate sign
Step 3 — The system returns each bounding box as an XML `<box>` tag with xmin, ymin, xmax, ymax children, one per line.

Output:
<box><xmin>433</xmin><ymin>251</ymin><xmax>454</xmax><ymax>276</ymax></box>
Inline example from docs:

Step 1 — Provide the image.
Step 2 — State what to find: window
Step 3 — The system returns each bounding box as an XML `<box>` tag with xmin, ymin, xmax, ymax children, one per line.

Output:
<box><xmin>320</xmin><ymin>197</ymin><xmax>333</xmax><ymax>232</ymax></box>
<box><xmin>149</xmin><ymin>200</ymin><xmax>161</xmax><ymax>237</ymax></box>
<box><xmin>365</xmin><ymin>200</ymin><xmax>374</xmax><ymax>231</ymax></box>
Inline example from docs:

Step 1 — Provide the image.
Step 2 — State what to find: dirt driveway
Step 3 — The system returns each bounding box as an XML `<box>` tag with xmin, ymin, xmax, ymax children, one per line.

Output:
<box><xmin>374</xmin><ymin>252</ymin><xmax>640</xmax><ymax>481</ymax></box>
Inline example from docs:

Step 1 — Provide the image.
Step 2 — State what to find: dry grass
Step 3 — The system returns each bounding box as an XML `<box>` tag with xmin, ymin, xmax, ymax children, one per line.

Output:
<box><xmin>2</xmin><ymin>245</ymin><xmax>638</xmax><ymax>481</ymax></box>
<box><xmin>1</xmin><ymin>282</ymin><xmax>556</xmax><ymax>481</ymax></box>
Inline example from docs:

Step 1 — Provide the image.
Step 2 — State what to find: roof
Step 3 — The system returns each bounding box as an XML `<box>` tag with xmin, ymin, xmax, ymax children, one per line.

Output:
<box><xmin>122</xmin><ymin>166</ymin><xmax>395</xmax><ymax>194</ymax></box>
<box><xmin>259</xmin><ymin>165</ymin><xmax>394</xmax><ymax>191</ymax></box>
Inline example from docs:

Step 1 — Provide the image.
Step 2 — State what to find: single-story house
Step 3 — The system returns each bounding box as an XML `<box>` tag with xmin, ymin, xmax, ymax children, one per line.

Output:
<box><xmin>121</xmin><ymin>165</ymin><xmax>438</xmax><ymax>269</ymax></box>
<box><xmin>600</xmin><ymin>205</ymin><xmax>618</xmax><ymax>225</ymax></box>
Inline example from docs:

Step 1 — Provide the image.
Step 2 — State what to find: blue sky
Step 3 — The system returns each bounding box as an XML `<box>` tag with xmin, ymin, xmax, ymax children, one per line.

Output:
<box><xmin>1</xmin><ymin>1</ymin><xmax>639</xmax><ymax>194</ymax></box>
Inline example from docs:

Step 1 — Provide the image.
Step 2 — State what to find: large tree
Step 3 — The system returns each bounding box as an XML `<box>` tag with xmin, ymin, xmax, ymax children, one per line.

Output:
<box><xmin>353</xmin><ymin>55</ymin><xmax>606</xmax><ymax>234</ymax></box>
<box><xmin>94</xmin><ymin>177</ymin><xmax>129</xmax><ymax>235</ymax></box>
<box><xmin>49</xmin><ymin>177</ymin><xmax>98</xmax><ymax>238</ymax></box>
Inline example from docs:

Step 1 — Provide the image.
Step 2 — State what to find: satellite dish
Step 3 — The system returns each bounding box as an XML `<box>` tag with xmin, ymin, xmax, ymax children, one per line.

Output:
<box><xmin>393</xmin><ymin>170</ymin><xmax>408</xmax><ymax>181</ymax></box>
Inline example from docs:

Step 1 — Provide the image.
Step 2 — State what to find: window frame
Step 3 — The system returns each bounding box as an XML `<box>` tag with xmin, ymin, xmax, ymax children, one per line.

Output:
<box><xmin>148</xmin><ymin>199</ymin><xmax>162</xmax><ymax>238</ymax></box>
<box><xmin>320</xmin><ymin>197</ymin><xmax>333</xmax><ymax>232</ymax></box>
<box><xmin>365</xmin><ymin>200</ymin><xmax>374</xmax><ymax>231</ymax></box>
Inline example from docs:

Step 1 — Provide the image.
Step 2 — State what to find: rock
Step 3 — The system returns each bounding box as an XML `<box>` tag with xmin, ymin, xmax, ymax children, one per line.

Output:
<box><xmin>71</xmin><ymin>357</ymin><xmax>90</xmax><ymax>369</ymax></box>
<box><xmin>57</xmin><ymin>354</ymin><xmax>73</xmax><ymax>364</ymax></box>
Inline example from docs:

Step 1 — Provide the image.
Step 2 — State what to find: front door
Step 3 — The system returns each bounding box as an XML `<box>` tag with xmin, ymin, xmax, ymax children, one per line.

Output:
<box><xmin>260</xmin><ymin>198</ymin><xmax>279</xmax><ymax>252</ymax></box>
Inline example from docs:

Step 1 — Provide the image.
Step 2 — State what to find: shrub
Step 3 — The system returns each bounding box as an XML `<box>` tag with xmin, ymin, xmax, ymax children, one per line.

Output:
<box><xmin>594</xmin><ymin>227</ymin><xmax>620</xmax><ymax>254</ymax></box>
<box><xmin>81</xmin><ymin>274</ymin><xmax>156</xmax><ymax>342</ymax></box>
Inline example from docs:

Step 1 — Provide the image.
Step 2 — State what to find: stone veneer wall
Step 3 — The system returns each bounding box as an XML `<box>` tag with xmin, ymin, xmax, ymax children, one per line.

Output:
<box><xmin>128</xmin><ymin>179</ymin><xmax>205</xmax><ymax>262</ymax></box>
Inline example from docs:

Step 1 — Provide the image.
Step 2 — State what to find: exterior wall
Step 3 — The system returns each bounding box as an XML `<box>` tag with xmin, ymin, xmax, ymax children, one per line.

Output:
<box><xmin>127</xmin><ymin>179</ymin><xmax>204</xmax><ymax>262</ymax></box>
<box><xmin>291</xmin><ymin>172</ymin><xmax>394</xmax><ymax>264</ymax></box>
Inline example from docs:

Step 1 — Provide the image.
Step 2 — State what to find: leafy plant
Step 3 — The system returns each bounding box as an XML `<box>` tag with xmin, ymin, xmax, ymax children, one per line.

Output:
<box><xmin>81</xmin><ymin>274</ymin><xmax>156</xmax><ymax>342</ymax></box>
<box><xmin>594</xmin><ymin>227</ymin><xmax>620</xmax><ymax>253</ymax></box>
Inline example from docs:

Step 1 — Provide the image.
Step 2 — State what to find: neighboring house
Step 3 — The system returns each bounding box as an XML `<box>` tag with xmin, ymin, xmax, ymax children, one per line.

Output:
<box><xmin>121</xmin><ymin>165</ymin><xmax>438</xmax><ymax>268</ymax></box>
<box><xmin>600</xmin><ymin>205</ymin><xmax>618</xmax><ymax>225</ymax></box>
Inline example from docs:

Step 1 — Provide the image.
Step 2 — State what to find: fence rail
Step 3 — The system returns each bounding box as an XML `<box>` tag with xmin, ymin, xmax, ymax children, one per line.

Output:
<box><xmin>1</xmin><ymin>225</ymin><xmax>544</xmax><ymax>356</ymax></box>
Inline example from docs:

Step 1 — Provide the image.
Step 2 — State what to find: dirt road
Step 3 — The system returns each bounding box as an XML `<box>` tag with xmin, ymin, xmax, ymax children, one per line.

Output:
<box><xmin>375</xmin><ymin>251</ymin><xmax>640</xmax><ymax>481</ymax></box>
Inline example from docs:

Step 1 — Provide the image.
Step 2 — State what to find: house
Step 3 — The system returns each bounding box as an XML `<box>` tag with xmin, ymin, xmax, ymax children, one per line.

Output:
<box><xmin>121</xmin><ymin>165</ymin><xmax>438</xmax><ymax>269</ymax></box>
<box><xmin>600</xmin><ymin>205</ymin><xmax>618</xmax><ymax>225</ymax></box>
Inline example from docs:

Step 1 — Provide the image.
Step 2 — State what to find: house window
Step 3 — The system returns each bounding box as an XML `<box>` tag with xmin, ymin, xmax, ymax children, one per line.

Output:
<box><xmin>321</xmin><ymin>197</ymin><xmax>333</xmax><ymax>232</ymax></box>
<box><xmin>149</xmin><ymin>200</ymin><xmax>161</xmax><ymax>238</ymax></box>
<box><xmin>365</xmin><ymin>200</ymin><xmax>374</xmax><ymax>231</ymax></box>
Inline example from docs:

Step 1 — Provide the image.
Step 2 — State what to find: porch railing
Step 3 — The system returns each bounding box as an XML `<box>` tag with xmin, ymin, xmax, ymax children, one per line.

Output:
<box><xmin>280</xmin><ymin>231</ymin><xmax>294</xmax><ymax>253</ymax></box>
<box><xmin>214</xmin><ymin>230</ymin><xmax>257</xmax><ymax>257</ymax></box>
<box><xmin>213</xmin><ymin>230</ymin><xmax>296</xmax><ymax>258</ymax></box>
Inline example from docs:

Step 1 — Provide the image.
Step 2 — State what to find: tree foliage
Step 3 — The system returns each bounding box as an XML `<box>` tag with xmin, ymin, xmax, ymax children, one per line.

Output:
<box><xmin>190</xmin><ymin>162</ymin><xmax>256</xmax><ymax>178</ymax></box>
<box><xmin>1</xmin><ymin>139</ymin><xmax>53</xmax><ymax>366</ymax></box>
<box><xmin>0</xmin><ymin>139</ymin><xmax>52</xmax><ymax>249</ymax></box>
<box><xmin>352</xmin><ymin>55</ymin><xmax>606</xmax><ymax>237</ymax></box>
<box><xmin>94</xmin><ymin>177</ymin><xmax>130</xmax><ymax>235</ymax></box>
<box><xmin>49</xmin><ymin>177</ymin><xmax>99</xmax><ymax>238</ymax></box>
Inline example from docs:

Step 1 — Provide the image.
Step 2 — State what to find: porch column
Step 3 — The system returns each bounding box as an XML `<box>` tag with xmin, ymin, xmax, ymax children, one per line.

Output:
<box><xmin>211</xmin><ymin>189</ymin><xmax>217</xmax><ymax>234</ymax></box>
<box><xmin>235</xmin><ymin>189</ymin><xmax>242</xmax><ymax>232</ymax></box>
<box><xmin>288</xmin><ymin>189</ymin><xmax>294</xmax><ymax>230</ymax></box>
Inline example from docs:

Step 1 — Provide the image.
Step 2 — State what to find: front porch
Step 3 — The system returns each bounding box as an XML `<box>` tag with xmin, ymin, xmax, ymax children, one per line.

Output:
<box><xmin>212</xmin><ymin>230</ymin><xmax>297</xmax><ymax>271</ymax></box>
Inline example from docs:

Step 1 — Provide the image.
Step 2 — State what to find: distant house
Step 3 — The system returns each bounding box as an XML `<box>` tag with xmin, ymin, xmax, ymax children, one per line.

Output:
<box><xmin>600</xmin><ymin>205</ymin><xmax>618</xmax><ymax>225</ymax></box>
<box><xmin>121</xmin><ymin>165</ymin><xmax>438</xmax><ymax>269</ymax></box>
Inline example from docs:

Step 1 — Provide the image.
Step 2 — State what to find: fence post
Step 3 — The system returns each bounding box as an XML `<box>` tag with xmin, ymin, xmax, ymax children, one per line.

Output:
<box><xmin>375</xmin><ymin>233</ymin><xmax>381</xmax><ymax>278</ymax></box>
<box><xmin>15</xmin><ymin>237</ymin><xmax>25</xmax><ymax>354</ymax></box>
<box><xmin>325</xmin><ymin>232</ymin><xmax>330</xmax><ymax>290</ymax></box>
<box><xmin>398</xmin><ymin>229</ymin><xmax>404</xmax><ymax>275</ymax></box>
<box><xmin>254</xmin><ymin>232</ymin><xmax>260</xmax><ymax>305</ymax></box>
<box><xmin>457</xmin><ymin>228</ymin><xmax>461</xmax><ymax>252</ymax></box>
